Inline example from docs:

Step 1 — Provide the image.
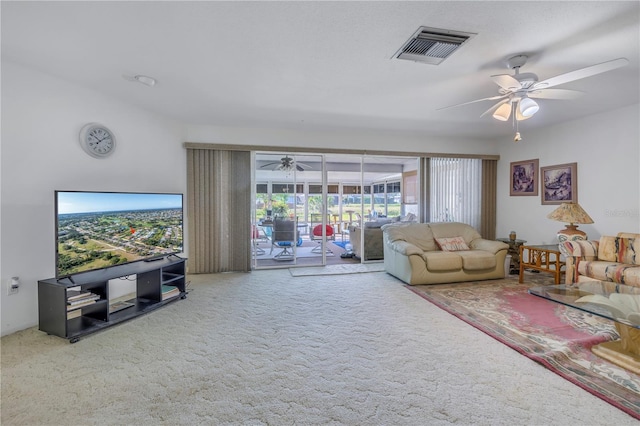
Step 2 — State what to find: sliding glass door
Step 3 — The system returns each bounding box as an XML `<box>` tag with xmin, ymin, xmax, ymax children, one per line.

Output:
<box><xmin>252</xmin><ymin>152</ymin><xmax>422</xmax><ymax>268</ymax></box>
<box><xmin>253</xmin><ymin>153</ymin><xmax>328</xmax><ymax>269</ymax></box>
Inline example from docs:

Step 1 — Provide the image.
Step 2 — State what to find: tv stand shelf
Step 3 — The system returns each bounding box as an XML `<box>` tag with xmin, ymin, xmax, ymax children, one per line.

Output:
<box><xmin>38</xmin><ymin>256</ymin><xmax>186</xmax><ymax>343</ymax></box>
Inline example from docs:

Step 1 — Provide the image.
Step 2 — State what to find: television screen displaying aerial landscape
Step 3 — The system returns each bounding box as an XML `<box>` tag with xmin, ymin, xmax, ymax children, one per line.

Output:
<box><xmin>56</xmin><ymin>191</ymin><xmax>183</xmax><ymax>278</ymax></box>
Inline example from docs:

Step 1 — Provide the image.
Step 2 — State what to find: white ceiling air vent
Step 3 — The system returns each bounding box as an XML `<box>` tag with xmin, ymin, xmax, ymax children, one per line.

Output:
<box><xmin>394</xmin><ymin>27</ymin><xmax>475</xmax><ymax>65</ymax></box>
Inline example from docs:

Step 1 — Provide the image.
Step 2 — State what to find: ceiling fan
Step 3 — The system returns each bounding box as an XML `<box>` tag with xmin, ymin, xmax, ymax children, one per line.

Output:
<box><xmin>440</xmin><ymin>55</ymin><xmax>629</xmax><ymax>122</ymax></box>
<box><xmin>259</xmin><ymin>155</ymin><xmax>311</xmax><ymax>172</ymax></box>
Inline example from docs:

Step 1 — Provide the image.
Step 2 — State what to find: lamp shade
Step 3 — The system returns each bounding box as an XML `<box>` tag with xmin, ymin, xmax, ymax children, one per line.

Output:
<box><xmin>519</xmin><ymin>97</ymin><xmax>539</xmax><ymax>117</ymax></box>
<box><xmin>492</xmin><ymin>102</ymin><xmax>512</xmax><ymax>121</ymax></box>
<box><xmin>547</xmin><ymin>202</ymin><xmax>594</xmax><ymax>253</ymax></box>
<box><xmin>547</xmin><ymin>202</ymin><xmax>594</xmax><ymax>225</ymax></box>
<box><xmin>515</xmin><ymin>106</ymin><xmax>533</xmax><ymax>121</ymax></box>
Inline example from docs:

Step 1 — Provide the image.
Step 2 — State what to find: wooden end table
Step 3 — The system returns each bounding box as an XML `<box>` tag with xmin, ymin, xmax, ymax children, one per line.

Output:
<box><xmin>519</xmin><ymin>244</ymin><xmax>565</xmax><ymax>284</ymax></box>
<box><xmin>496</xmin><ymin>238</ymin><xmax>526</xmax><ymax>274</ymax></box>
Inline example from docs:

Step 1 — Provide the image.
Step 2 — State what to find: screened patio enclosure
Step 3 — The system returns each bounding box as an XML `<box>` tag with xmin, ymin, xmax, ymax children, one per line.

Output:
<box><xmin>252</xmin><ymin>153</ymin><xmax>419</xmax><ymax>269</ymax></box>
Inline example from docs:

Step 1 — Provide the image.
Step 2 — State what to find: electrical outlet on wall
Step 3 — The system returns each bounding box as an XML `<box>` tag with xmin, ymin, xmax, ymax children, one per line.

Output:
<box><xmin>7</xmin><ymin>277</ymin><xmax>19</xmax><ymax>295</ymax></box>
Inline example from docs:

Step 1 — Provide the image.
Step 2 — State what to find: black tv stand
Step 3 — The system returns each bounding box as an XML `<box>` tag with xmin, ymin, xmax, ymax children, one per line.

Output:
<box><xmin>144</xmin><ymin>256</ymin><xmax>165</xmax><ymax>262</ymax></box>
<box><xmin>38</xmin><ymin>257</ymin><xmax>187</xmax><ymax>343</ymax></box>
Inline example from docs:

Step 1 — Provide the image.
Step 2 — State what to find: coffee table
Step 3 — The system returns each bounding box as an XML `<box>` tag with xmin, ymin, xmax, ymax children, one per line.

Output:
<box><xmin>529</xmin><ymin>281</ymin><xmax>640</xmax><ymax>374</ymax></box>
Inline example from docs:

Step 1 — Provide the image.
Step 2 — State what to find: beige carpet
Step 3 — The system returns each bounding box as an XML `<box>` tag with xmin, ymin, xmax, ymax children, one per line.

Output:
<box><xmin>1</xmin><ymin>270</ymin><xmax>637</xmax><ymax>425</ymax></box>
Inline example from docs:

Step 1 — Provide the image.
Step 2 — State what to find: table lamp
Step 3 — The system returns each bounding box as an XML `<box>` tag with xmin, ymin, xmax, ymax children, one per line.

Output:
<box><xmin>546</xmin><ymin>202</ymin><xmax>594</xmax><ymax>252</ymax></box>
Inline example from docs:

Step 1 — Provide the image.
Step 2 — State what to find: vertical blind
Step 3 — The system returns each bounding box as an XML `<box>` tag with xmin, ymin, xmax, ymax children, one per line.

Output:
<box><xmin>186</xmin><ymin>149</ymin><xmax>252</xmax><ymax>273</ymax></box>
<box><xmin>429</xmin><ymin>157</ymin><xmax>482</xmax><ymax>230</ymax></box>
<box><xmin>480</xmin><ymin>159</ymin><xmax>498</xmax><ymax>239</ymax></box>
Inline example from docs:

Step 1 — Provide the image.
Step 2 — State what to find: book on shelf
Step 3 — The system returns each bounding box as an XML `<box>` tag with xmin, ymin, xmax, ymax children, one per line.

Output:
<box><xmin>66</xmin><ymin>290</ymin><xmax>93</xmax><ymax>301</ymax></box>
<box><xmin>161</xmin><ymin>285</ymin><xmax>180</xmax><ymax>301</ymax></box>
<box><xmin>67</xmin><ymin>309</ymin><xmax>82</xmax><ymax>320</ymax></box>
<box><xmin>66</xmin><ymin>299</ymin><xmax>96</xmax><ymax>311</ymax></box>
<box><xmin>67</xmin><ymin>293</ymin><xmax>100</xmax><ymax>305</ymax></box>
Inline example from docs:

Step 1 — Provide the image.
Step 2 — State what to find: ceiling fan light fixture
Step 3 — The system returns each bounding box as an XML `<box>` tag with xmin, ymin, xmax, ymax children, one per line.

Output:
<box><xmin>515</xmin><ymin>103</ymin><xmax>533</xmax><ymax>121</ymax></box>
<box><xmin>492</xmin><ymin>103</ymin><xmax>512</xmax><ymax>121</ymax></box>
<box><xmin>519</xmin><ymin>97</ymin><xmax>539</xmax><ymax>117</ymax></box>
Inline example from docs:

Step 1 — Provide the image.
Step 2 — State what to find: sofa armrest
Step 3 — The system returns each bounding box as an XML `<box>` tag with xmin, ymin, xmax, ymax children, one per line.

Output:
<box><xmin>469</xmin><ymin>239</ymin><xmax>508</xmax><ymax>254</ymax></box>
<box><xmin>387</xmin><ymin>240</ymin><xmax>423</xmax><ymax>256</ymax></box>
<box><xmin>563</xmin><ymin>240</ymin><xmax>600</xmax><ymax>284</ymax></box>
<box><xmin>563</xmin><ymin>240</ymin><xmax>599</xmax><ymax>260</ymax></box>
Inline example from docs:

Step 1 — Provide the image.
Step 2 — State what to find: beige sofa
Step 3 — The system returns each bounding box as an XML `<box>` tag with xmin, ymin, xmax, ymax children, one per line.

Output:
<box><xmin>382</xmin><ymin>222</ymin><xmax>509</xmax><ymax>285</ymax></box>
<box><xmin>563</xmin><ymin>232</ymin><xmax>640</xmax><ymax>286</ymax></box>
<box><xmin>349</xmin><ymin>222</ymin><xmax>387</xmax><ymax>260</ymax></box>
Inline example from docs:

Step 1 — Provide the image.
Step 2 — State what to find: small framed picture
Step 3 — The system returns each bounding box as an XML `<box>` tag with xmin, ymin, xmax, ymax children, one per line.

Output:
<box><xmin>540</xmin><ymin>162</ymin><xmax>577</xmax><ymax>205</ymax></box>
<box><xmin>510</xmin><ymin>159</ymin><xmax>539</xmax><ymax>196</ymax></box>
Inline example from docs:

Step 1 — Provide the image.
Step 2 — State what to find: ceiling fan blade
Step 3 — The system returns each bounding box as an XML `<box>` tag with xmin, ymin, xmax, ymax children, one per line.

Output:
<box><xmin>296</xmin><ymin>162</ymin><xmax>312</xmax><ymax>169</ymax></box>
<box><xmin>531</xmin><ymin>58</ymin><xmax>628</xmax><ymax>90</ymax></box>
<box><xmin>528</xmin><ymin>88</ymin><xmax>584</xmax><ymax>100</ymax></box>
<box><xmin>480</xmin><ymin>98</ymin><xmax>510</xmax><ymax>118</ymax></box>
<box><xmin>437</xmin><ymin>94</ymin><xmax>508</xmax><ymax>111</ymax></box>
<box><xmin>490</xmin><ymin>74</ymin><xmax>521</xmax><ymax>91</ymax></box>
<box><xmin>296</xmin><ymin>165</ymin><xmax>304</xmax><ymax>172</ymax></box>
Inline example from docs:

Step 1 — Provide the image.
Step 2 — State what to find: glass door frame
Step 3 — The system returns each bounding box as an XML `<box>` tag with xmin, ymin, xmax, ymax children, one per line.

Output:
<box><xmin>252</xmin><ymin>152</ymin><xmax>329</xmax><ymax>270</ymax></box>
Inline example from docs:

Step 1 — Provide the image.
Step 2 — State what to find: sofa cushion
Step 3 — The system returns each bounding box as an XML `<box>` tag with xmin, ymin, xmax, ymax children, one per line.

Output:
<box><xmin>383</xmin><ymin>223</ymin><xmax>438</xmax><ymax>251</ymax></box>
<box><xmin>577</xmin><ymin>261</ymin><xmax>640</xmax><ymax>286</ymax></box>
<box><xmin>364</xmin><ymin>219</ymin><xmax>394</xmax><ymax>229</ymax></box>
<box><xmin>597</xmin><ymin>236</ymin><xmax>618</xmax><ymax>262</ymax></box>
<box><xmin>435</xmin><ymin>236</ymin><xmax>470</xmax><ymax>252</ymax></box>
<box><xmin>422</xmin><ymin>251</ymin><xmax>463</xmax><ymax>271</ymax></box>
<box><xmin>457</xmin><ymin>251</ymin><xmax>497</xmax><ymax>271</ymax></box>
<box><xmin>616</xmin><ymin>237</ymin><xmax>637</xmax><ymax>264</ymax></box>
<box><xmin>312</xmin><ymin>224</ymin><xmax>334</xmax><ymax>237</ymax></box>
<box><xmin>429</xmin><ymin>222</ymin><xmax>481</xmax><ymax>245</ymax></box>
<box><xmin>618</xmin><ymin>232</ymin><xmax>640</xmax><ymax>239</ymax></box>
<box><xmin>401</xmin><ymin>212</ymin><xmax>417</xmax><ymax>222</ymax></box>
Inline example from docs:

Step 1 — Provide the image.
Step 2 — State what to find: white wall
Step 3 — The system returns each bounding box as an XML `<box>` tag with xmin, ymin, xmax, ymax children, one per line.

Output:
<box><xmin>1</xmin><ymin>62</ymin><xmax>186</xmax><ymax>335</ymax></box>
<box><xmin>497</xmin><ymin>104</ymin><xmax>640</xmax><ymax>244</ymax></box>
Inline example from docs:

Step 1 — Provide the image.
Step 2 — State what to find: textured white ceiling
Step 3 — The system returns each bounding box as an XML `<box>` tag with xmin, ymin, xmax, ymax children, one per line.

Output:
<box><xmin>2</xmin><ymin>1</ymin><xmax>638</xmax><ymax>141</ymax></box>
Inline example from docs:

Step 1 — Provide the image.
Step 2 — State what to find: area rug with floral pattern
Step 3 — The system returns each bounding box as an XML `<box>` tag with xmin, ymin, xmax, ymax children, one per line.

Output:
<box><xmin>406</xmin><ymin>276</ymin><xmax>640</xmax><ymax>419</ymax></box>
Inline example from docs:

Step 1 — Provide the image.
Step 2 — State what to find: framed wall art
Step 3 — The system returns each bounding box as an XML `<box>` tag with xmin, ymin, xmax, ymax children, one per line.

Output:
<box><xmin>510</xmin><ymin>159</ymin><xmax>539</xmax><ymax>196</ymax></box>
<box><xmin>540</xmin><ymin>162</ymin><xmax>577</xmax><ymax>205</ymax></box>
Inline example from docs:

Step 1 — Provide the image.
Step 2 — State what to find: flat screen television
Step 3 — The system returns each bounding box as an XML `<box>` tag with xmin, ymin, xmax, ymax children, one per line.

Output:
<box><xmin>55</xmin><ymin>191</ymin><xmax>184</xmax><ymax>278</ymax></box>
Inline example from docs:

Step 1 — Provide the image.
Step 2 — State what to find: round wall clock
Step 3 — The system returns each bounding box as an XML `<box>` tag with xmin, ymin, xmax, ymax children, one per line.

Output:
<box><xmin>79</xmin><ymin>123</ymin><xmax>116</xmax><ymax>158</ymax></box>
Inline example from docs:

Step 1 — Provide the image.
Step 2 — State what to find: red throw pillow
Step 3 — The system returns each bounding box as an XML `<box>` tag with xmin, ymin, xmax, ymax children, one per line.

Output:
<box><xmin>313</xmin><ymin>224</ymin><xmax>334</xmax><ymax>236</ymax></box>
